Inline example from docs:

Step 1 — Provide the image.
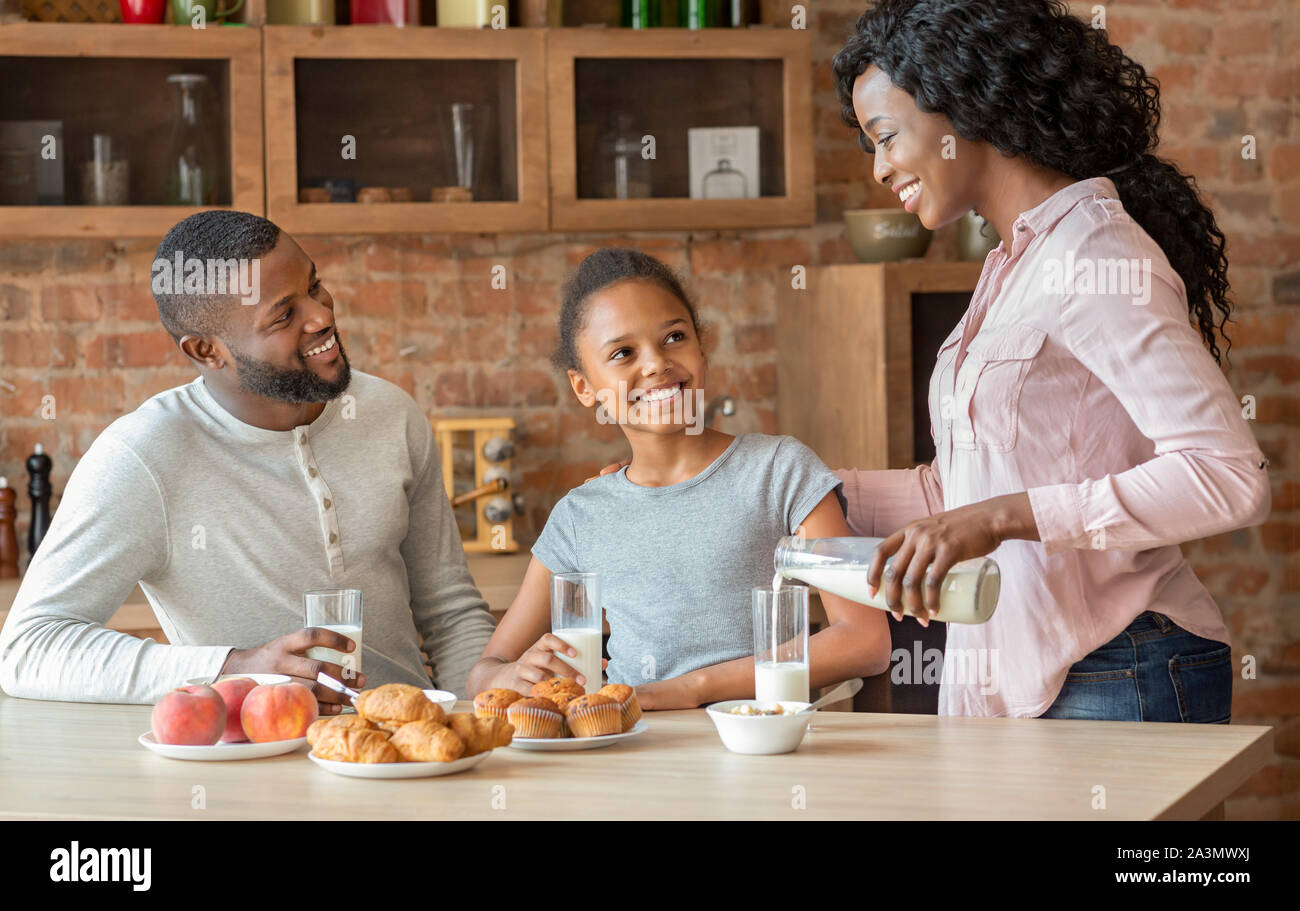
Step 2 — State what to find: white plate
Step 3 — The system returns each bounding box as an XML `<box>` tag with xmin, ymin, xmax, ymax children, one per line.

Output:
<box><xmin>307</xmin><ymin>749</ymin><xmax>491</xmax><ymax>779</ymax></box>
<box><xmin>138</xmin><ymin>731</ymin><xmax>307</xmax><ymax>761</ymax></box>
<box><xmin>508</xmin><ymin>719</ymin><xmax>648</xmax><ymax>751</ymax></box>
<box><xmin>183</xmin><ymin>673</ymin><xmax>291</xmax><ymax>687</ymax></box>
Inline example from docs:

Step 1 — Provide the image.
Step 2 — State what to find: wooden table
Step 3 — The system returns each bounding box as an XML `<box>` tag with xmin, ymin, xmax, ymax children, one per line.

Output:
<box><xmin>0</xmin><ymin>692</ymin><xmax>1271</xmax><ymax>820</ymax></box>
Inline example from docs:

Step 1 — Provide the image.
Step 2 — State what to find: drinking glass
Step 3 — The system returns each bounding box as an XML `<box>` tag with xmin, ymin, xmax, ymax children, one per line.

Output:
<box><xmin>752</xmin><ymin>584</ymin><xmax>810</xmax><ymax>704</ymax></box>
<box><xmin>304</xmin><ymin>589</ymin><xmax>363</xmax><ymax>682</ymax></box>
<box><xmin>550</xmin><ymin>572</ymin><xmax>602</xmax><ymax>694</ymax></box>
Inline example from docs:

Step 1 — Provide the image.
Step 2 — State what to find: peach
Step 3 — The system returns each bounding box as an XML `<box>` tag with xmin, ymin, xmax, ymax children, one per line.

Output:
<box><xmin>240</xmin><ymin>682</ymin><xmax>318</xmax><ymax>742</ymax></box>
<box><xmin>211</xmin><ymin>677</ymin><xmax>259</xmax><ymax>743</ymax></box>
<box><xmin>151</xmin><ymin>685</ymin><xmax>226</xmax><ymax>746</ymax></box>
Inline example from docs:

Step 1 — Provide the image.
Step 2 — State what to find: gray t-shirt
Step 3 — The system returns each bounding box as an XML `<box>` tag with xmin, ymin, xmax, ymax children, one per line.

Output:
<box><xmin>531</xmin><ymin>434</ymin><xmax>844</xmax><ymax>687</ymax></box>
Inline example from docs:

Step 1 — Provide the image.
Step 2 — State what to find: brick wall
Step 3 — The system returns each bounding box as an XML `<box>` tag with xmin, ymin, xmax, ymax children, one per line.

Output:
<box><xmin>0</xmin><ymin>0</ymin><xmax>1295</xmax><ymax>817</ymax></box>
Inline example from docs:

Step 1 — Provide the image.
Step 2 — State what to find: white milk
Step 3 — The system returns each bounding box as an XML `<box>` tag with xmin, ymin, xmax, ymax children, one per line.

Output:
<box><xmin>785</xmin><ymin>561</ymin><xmax>997</xmax><ymax>624</ymax></box>
<box><xmin>755</xmin><ymin>661</ymin><xmax>810</xmax><ymax>703</ymax></box>
<box><xmin>307</xmin><ymin>623</ymin><xmax>363</xmax><ymax>677</ymax></box>
<box><xmin>553</xmin><ymin>627</ymin><xmax>603</xmax><ymax>694</ymax></box>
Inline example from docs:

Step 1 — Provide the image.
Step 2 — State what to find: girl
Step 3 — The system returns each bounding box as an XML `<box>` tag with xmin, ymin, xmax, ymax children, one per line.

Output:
<box><xmin>466</xmin><ymin>248</ymin><xmax>890</xmax><ymax>709</ymax></box>
<box><xmin>829</xmin><ymin>0</ymin><xmax>1270</xmax><ymax>720</ymax></box>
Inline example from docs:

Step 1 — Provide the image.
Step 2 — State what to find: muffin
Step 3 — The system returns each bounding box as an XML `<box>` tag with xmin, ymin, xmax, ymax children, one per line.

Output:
<box><xmin>598</xmin><ymin>684</ymin><xmax>643</xmax><ymax>732</ymax></box>
<box><xmin>473</xmin><ymin>688</ymin><xmax>524</xmax><ymax>721</ymax></box>
<box><xmin>549</xmin><ymin>692</ymin><xmax>582</xmax><ymax>737</ymax></box>
<box><xmin>530</xmin><ymin>676</ymin><xmax>585</xmax><ymax>703</ymax></box>
<box><xmin>564</xmin><ymin>693</ymin><xmax>622</xmax><ymax>737</ymax></box>
<box><xmin>506</xmin><ymin>696</ymin><xmax>564</xmax><ymax>738</ymax></box>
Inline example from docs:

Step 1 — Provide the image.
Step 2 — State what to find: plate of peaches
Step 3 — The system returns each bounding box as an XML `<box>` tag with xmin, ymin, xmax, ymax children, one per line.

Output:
<box><xmin>139</xmin><ymin>675</ymin><xmax>314</xmax><ymax>761</ymax></box>
<box><xmin>307</xmin><ymin>683</ymin><xmax>512</xmax><ymax>779</ymax></box>
<box><xmin>479</xmin><ymin>680</ymin><xmax>647</xmax><ymax>752</ymax></box>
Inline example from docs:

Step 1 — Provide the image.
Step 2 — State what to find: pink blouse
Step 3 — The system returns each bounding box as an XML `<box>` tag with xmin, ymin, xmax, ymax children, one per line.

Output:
<box><xmin>836</xmin><ymin>177</ymin><xmax>1271</xmax><ymax>717</ymax></box>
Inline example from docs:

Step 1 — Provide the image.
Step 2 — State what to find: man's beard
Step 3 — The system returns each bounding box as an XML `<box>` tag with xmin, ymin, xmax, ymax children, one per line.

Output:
<box><xmin>231</xmin><ymin>337</ymin><xmax>352</xmax><ymax>404</ymax></box>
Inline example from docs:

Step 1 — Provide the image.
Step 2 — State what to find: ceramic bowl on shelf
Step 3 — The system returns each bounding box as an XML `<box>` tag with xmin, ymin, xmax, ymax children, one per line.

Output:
<box><xmin>843</xmin><ymin>208</ymin><xmax>933</xmax><ymax>262</ymax></box>
<box><xmin>958</xmin><ymin>209</ymin><xmax>1001</xmax><ymax>261</ymax></box>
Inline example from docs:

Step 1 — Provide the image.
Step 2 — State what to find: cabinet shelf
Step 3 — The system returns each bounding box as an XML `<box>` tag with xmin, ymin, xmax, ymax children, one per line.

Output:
<box><xmin>547</xmin><ymin>27</ymin><xmax>814</xmax><ymax>231</ymax></box>
<box><xmin>0</xmin><ymin>23</ymin><xmax>814</xmax><ymax>237</ymax></box>
<box><xmin>263</xmin><ymin>25</ymin><xmax>548</xmax><ymax>235</ymax></box>
<box><xmin>0</xmin><ymin>23</ymin><xmax>263</xmax><ymax>238</ymax></box>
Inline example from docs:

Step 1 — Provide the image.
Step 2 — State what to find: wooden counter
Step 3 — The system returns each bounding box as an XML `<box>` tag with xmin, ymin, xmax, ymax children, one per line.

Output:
<box><xmin>0</xmin><ymin>692</ymin><xmax>1271</xmax><ymax>820</ymax></box>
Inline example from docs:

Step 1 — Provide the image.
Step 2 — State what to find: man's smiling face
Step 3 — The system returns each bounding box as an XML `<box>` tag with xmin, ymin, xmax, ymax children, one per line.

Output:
<box><xmin>221</xmin><ymin>235</ymin><xmax>352</xmax><ymax>404</ymax></box>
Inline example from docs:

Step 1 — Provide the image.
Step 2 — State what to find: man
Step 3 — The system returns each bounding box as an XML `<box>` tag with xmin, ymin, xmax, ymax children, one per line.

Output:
<box><xmin>0</xmin><ymin>211</ymin><xmax>495</xmax><ymax>711</ymax></box>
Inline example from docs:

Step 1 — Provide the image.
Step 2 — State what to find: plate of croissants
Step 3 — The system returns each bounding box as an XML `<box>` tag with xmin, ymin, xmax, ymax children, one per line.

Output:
<box><xmin>474</xmin><ymin>679</ymin><xmax>647</xmax><ymax>751</ymax></box>
<box><xmin>307</xmin><ymin>683</ymin><xmax>513</xmax><ymax>779</ymax></box>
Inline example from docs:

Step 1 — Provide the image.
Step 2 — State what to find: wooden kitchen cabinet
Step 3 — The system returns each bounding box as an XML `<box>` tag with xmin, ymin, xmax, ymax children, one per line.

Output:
<box><xmin>263</xmin><ymin>25</ymin><xmax>548</xmax><ymax>234</ymax></box>
<box><xmin>776</xmin><ymin>261</ymin><xmax>985</xmax><ymax>473</ymax></box>
<box><xmin>546</xmin><ymin>27</ymin><xmax>814</xmax><ymax>231</ymax></box>
<box><xmin>0</xmin><ymin>23</ymin><xmax>264</xmax><ymax>238</ymax></box>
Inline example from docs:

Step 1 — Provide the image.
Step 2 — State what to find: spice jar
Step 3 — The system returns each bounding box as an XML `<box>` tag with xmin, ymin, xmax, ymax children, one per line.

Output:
<box><xmin>81</xmin><ymin>133</ymin><xmax>130</xmax><ymax>206</ymax></box>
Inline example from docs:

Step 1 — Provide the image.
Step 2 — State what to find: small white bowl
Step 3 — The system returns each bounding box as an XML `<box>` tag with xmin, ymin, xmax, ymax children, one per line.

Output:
<box><xmin>184</xmin><ymin>673</ymin><xmax>291</xmax><ymax>687</ymax></box>
<box><xmin>422</xmin><ymin>689</ymin><xmax>459</xmax><ymax>715</ymax></box>
<box><xmin>706</xmin><ymin>700</ymin><xmax>813</xmax><ymax>755</ymax></box>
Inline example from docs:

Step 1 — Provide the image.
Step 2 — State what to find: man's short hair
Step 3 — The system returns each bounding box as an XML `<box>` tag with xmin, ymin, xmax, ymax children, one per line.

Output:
<box><xmin>152</xmin><ymin>210</ymin><xmax>281</xmax><ymax>342</ymax></box>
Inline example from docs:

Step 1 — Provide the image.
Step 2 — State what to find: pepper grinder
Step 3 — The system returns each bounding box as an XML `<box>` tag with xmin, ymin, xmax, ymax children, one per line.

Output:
<box><xmin>26</xmin><ymin>444</ymin><xmax>52</xmax><ymax>560</ymax></box>
<box><xmin>0</xmin><ymin>477</ymin><xmax>18</xmax><ymax>578</ymax></box>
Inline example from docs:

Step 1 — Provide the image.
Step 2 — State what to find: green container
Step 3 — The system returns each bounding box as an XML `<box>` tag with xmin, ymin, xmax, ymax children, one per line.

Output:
<box><xmin>679</xmin><ymin>0</ymin><xmax>717</xmax><ymax>28</ymax></box>
<box><xmin>622</xmin><ymin>0</ymin><xmax>660</xmax><ymax>27</ymax></box>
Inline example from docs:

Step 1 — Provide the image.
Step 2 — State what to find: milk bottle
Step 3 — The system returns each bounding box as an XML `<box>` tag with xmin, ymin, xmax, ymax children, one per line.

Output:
<box><xmin>773</xmin><ymin>536</ymin><xmax>1000</xmax><ymax>624</ymax></box>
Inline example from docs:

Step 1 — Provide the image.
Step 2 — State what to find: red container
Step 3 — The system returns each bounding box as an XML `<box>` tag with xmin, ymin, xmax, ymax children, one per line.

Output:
<box><xmin>120</xmin><ymin>0</ymin><xmax>167</xmax><ymax>21</ymax></box>
<box><xmin>349</xmin><ymin>0</ymin><xmax>416</xmax><ymax>24</ymax></box>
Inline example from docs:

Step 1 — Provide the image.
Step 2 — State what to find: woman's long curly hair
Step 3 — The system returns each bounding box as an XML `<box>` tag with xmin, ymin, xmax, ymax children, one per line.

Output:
<box><xmin>832</xmin><ymin>0</ymin><xmax>1233</xmax><ymax>365</ymax></box>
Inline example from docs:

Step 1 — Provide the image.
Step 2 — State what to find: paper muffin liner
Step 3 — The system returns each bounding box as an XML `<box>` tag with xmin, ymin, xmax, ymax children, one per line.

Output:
<box><xmin>617</xmin><ymin>696</ymin><xmax>642</xmax><ymax>732</ymax></box>
<box><xmin>473</xmin><ymin>703</ymin><xmax>511</xmax><ymax>723</ymax></box>
<box><xmin>566</xmin><ymin>702</ymin><xmax>622</xmax><ymax>738</ymax></box>
<box><xmin>507</xmin><ymin>705</ymin><xmax>563</xmax><ymax>739</ymax></box>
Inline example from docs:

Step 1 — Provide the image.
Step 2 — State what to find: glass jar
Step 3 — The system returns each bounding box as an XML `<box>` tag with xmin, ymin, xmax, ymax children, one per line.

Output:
<box><xmin>164</xmin><ymin>74</ymin><xmax>219</xmax><ymax>206</ymax></box>
<box><xmin>773</xmin><ymin>535</ymin><xmax>1001</xmax><ymax>624</ymax></box>
<box><xmin>81</xmin><ymin>133</ymin><xmax>130</xmax><ymax>206</ymax></box>
<box><xmin>596</xmin><ymin>113</ymin><xmax>652</xmax><ymax>200</ymax></box>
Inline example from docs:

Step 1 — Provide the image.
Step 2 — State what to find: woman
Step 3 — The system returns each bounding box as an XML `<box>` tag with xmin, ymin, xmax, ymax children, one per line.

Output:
<box><xmin>830</xmin><ymin>0</ymin><xmax>1270</xmax><ymax>720</ymax></box>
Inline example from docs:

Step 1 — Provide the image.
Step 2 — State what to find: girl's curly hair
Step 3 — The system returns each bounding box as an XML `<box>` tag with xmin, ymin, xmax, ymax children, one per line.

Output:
<box><xmin>832</xmin><ymin>0</ymin><xmax>1233</xmax><ymax>365</ymax></box>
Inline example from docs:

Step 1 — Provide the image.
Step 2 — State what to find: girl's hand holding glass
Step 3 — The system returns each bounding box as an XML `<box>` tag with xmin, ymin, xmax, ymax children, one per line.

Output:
<box><xmin>490</xmin><ymin>632</ymin><xmax>609</xmax><ymax>692</ymax></box>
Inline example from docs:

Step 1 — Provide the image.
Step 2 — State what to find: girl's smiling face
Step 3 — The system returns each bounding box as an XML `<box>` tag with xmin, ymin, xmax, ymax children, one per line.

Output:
<box><xmin>851</xmin><ymin>64</ymin><xmax>983</xmax><ymax>230</ymax></box>
<box><xmin>567</xmin><ymin>278</ymin><xmax>706</xmax><ymax>435</ymax></box>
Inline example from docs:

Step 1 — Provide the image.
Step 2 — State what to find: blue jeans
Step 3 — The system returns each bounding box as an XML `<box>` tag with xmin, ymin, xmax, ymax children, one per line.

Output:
<box><xmin>1040</xmin><ymin>611</ymin><xmax>1232</xmax><ymax>722</ymax></box>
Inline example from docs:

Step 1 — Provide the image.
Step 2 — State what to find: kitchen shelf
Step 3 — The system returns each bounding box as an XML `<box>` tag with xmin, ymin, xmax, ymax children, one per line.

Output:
<box><xmin>0</xmin><ymin>24</ymin><xmax>813</xmax><ymax>236</ymax></box>
<box><xmin>547</xmin><ymin>27</ymin><xmax>814</xmax><ymax>231</ymax></box>
<box><xmin>0</xmin><ymin>23</ymin><xmax>263</xmax><ymax>238</ymax></box>
<box><xmin>263</xmin><ymin>25</ymin><xmax>548</xmax><ymax>234</ymax></box>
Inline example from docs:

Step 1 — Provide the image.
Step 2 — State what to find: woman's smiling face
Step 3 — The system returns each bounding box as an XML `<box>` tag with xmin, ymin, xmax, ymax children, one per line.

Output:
<box><xmin>851</xmin><ymin>64</ymin><xmax>983</xmax><ymax>230</ymax></box>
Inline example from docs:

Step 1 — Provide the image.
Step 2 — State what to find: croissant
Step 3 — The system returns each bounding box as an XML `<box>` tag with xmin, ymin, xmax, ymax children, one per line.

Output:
<box><xmin>354</xmin><ymin>683</ymin><xmax>445</xmax><ymax>725</ymax></box>
<box><xmin>445</xmin><ymin>712</ymin><xmax>514</xmax><ymax>756</ymax></box>
<box><xmin>389</xmin><ymin>721</ymin><xmax>466</xmax><ymax>763</ymax></box>
<box><xmin>307</xmin><ymin>714</ymin><xmax>382</xmax><ymax>748</ymax></box>
<box><xmin>313</xmin><ymin>727</ymin><xmax>400</xmax><ymax>763</ymax></box>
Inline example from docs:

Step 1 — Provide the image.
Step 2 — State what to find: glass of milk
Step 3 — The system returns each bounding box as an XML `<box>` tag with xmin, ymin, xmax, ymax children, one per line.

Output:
<box><xmin>752</xmin><ymin>584</ymin><xmax>810</xmax><ymax>704</ymax></box>
<box><xmin>551</xmin><ymin>572</ymin><xmax>603</xmax><ymax>695</ymax></box>
<box><xmin>304</xmin><ymin>589</ymin><xmax>363</xmax><ymax>683</ymax></box>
